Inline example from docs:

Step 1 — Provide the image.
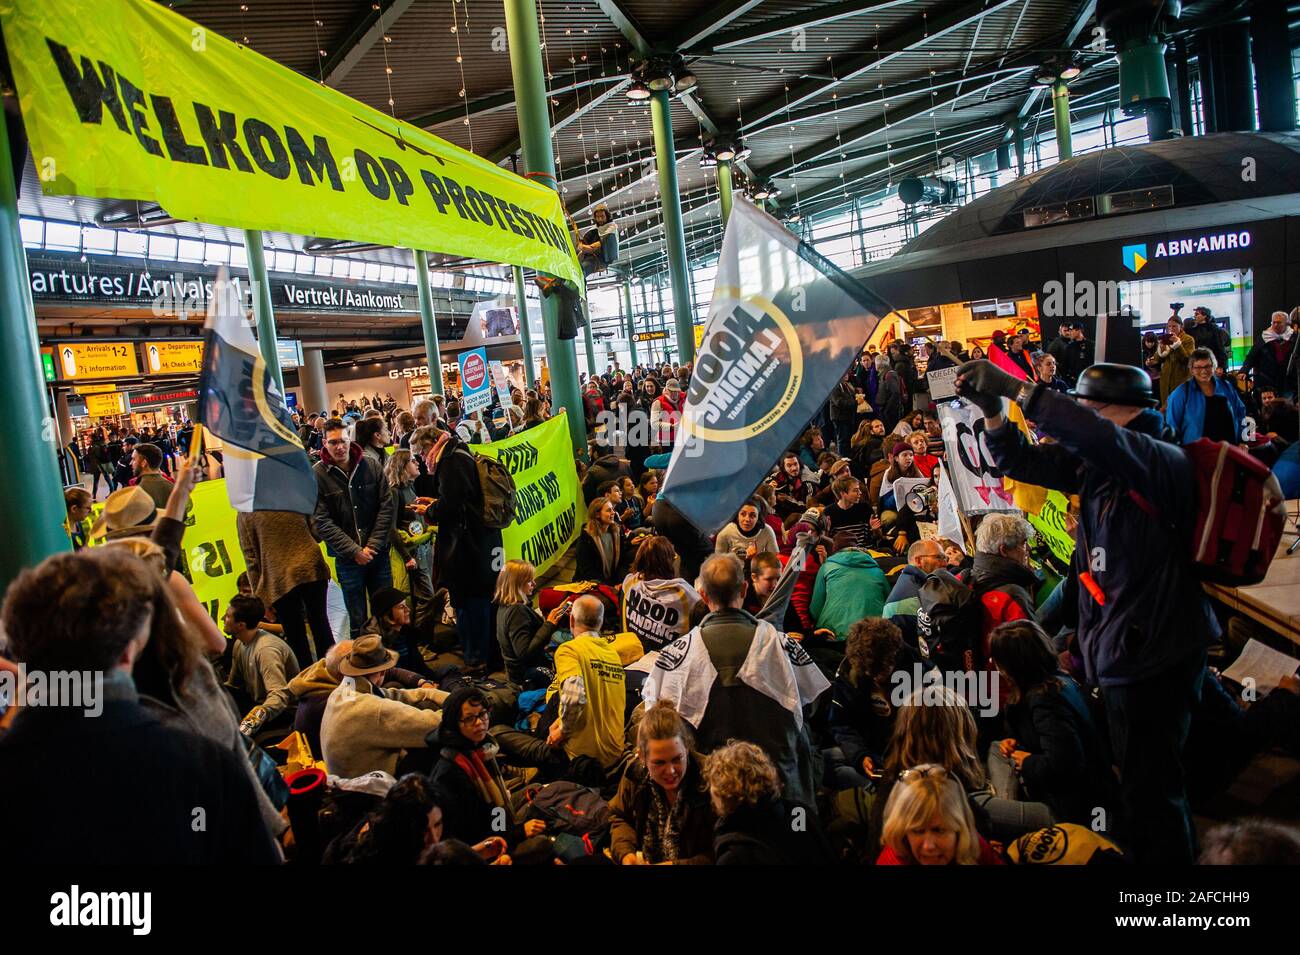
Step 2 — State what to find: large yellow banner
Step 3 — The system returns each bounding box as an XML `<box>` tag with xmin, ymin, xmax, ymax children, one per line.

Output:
<box><xmin>0</xmin><ymin>0</ymin><xmax>582</xmax><ymax>286</ymax></box>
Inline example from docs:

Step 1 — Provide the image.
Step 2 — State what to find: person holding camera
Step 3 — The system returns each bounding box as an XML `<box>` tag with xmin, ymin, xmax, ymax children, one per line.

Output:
<box><xmin>1157</xmin><ymin>315</ymin><xmax>1196</xmax><ymax>406</ymax></box>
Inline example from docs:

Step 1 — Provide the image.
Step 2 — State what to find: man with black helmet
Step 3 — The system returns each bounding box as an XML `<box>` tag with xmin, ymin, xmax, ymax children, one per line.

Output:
<box><xmin>955</xmin><ymin>359</ymin><xmax>1216</xmax><ymax>865</ymax></box>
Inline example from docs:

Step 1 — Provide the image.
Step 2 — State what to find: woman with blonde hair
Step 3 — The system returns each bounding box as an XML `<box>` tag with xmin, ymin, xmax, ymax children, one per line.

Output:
<box><xmin>493</xmin><ymin>559</ymin><xmax>565</xmax><ymax>689</ymax></box>
<box><xmin>384</xmin><ymin>447</ymin><xmax>436</xmax><ymax>625</ymax></box>
<box><xmin>573</xmin><ymin>496</ymin><xmax>622</xmax><ymax>584</ymax></box>
<box><xmin>877</xmin><ymin>765</ymin><xmax>1003</xmax><ymax>865</ymax></box>
<box><xmin>609</xmin><ymin>700</ymin><xmax>715</xmax><ymax>864</ymax></box>
<box><xmin>872</xmin><ymin>685</ymin><xmax>1053</xmax><ymax>845</ymax></box>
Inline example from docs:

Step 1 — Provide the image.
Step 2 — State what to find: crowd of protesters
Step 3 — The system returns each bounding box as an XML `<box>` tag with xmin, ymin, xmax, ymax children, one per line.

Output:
<box><xmin>4</xmin><ymin>303</ymin><xmax>1299</xmax><ymax>867</ymax></box>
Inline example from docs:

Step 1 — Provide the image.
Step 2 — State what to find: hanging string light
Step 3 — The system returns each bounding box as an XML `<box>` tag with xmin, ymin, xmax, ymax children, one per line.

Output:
<box><xmin>781</xmin><ymin>82</ymin><xmax>803</xmax><ymax>223</ymax></box>
<box><xmin>448</xmin><ymin>0</ymin><xmax>473</xmax><ymax>149</ymax></box>
<box><xmin>537</xmin><ymin>0</ymin><xmax>567</xmax><ymax>192</ymax></box>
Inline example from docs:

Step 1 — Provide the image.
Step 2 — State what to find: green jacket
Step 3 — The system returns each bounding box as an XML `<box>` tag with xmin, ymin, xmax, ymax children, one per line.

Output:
<box><xmin>810</xmin><ymin>549</ymin><xmax>891</xmax><ymax>640</ymax></box>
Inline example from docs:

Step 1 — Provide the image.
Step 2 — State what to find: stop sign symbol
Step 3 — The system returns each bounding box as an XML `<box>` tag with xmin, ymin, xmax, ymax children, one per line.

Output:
<box><xmin>463</xmin><ymin>353</ymin><xmax>487</xmax><ymax>389</ymax></box>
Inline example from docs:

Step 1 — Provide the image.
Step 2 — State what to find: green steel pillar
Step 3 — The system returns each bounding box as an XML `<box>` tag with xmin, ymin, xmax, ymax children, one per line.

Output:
<box><xmin>649</xmin><ymin>88</ymin><xmax>696</xmax><ymax>365</ymax></box>
<box><xmin>0</xmin><ymin>113</ymin><xmax>69</xmax><ymax>584</ymax></box>
<box><xmin>623</xmin><ymin>281</ymin><xmax>638</xmax><ymax>368</ymax></box>
<box><xmin>1052</xmin><ymin>80</ymin><xmax>1073</xmax><ymax>161</ymax></box>
<box><xmin>513</xmin><ymin>265</ymin><xmax>536</xmax><ymax>388</ymax></box>
<box><xmin>717</xmin><ymin>159</ymin><xmax>734</xmax><ymax>225</ymax></box>
<box><xmin>1012</xmin><ymin>120</ymin><xmax>1025</xmax><ymax>177</ymax></box>
<box><xmin>583</xmin><ymin>315</ymin><xmax>598</xmax><ymax>378</ymax></box>
<box><xmin>504</xmin><ymin>0</ymin><xmax>586</xmax><ymax>457</ymax></box>
<box><xmin>413</xmin><ymin>249</ymin><xmax>445</xmax><ymax>396</ymax></box>
<box><xmin>243</xmin><ymin>230</ymin><xmax>284</xmax><ymax>394</ymax></box>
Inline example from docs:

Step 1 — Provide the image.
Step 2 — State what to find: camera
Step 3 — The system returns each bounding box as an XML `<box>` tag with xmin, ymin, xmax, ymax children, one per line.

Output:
<box><xmin>1169</xmin><ymin>302</ymin><xmax>1185</xmax><ymax>316</ymax></box>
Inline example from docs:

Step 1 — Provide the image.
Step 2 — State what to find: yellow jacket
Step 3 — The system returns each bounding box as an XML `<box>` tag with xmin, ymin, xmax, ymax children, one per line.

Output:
<box><xmin>548</xmin><ymin>632</ymin><xmax>627</xmax><ymax>769</ymax></box>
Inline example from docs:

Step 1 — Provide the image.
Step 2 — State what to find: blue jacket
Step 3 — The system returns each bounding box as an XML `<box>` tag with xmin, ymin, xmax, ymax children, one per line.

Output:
<box><xmin>1164</xmin><ymin>377</ymin><xmax>1246</xmax><ymax>445</ymax></box>
<box><xmin>882</xmin><ymin>563</ymin><xmax>928</xmax><ymax>645</ymax></box>
<box><xmin>983</xmin><ymin>386</ymin><xmax>1219</xmax><ymax>687</ymax></box>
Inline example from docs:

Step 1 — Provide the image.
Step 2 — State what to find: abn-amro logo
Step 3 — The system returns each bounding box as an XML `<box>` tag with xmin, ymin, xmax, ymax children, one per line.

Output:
<box><xmin>1122</xmin><ymin>243</ymin><xmax>1148</xmax><ymax>274</ymax></box>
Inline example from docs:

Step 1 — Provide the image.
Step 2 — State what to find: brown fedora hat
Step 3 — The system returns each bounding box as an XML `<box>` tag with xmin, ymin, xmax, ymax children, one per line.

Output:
<box><xmin>338</xmin><ymin>634</ymin><xmax>399</xmax><ymax>677</ymax></box>
<box><xmin>91</xmin><ymin>485</ymin><xmax>160</xmax><ymax>538</ymax></box>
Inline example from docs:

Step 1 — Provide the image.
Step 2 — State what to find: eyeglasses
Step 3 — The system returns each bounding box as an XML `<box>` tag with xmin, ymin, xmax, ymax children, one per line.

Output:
<box><xmin>898</xmin><ymin>766</ymin><xmax>950</xmax><ymax>783</ymax></box>
<box><xmin>459</xmin><ymin>711</ymin><xmax>491</xmax><ymax>726</ymax></box>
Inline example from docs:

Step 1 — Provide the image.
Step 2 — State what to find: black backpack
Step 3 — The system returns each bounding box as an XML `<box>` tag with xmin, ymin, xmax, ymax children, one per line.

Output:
<box><xmin>915</xmin><ymin>569</ymin><xmax>1026</xmax><ymax>673</ymax></box>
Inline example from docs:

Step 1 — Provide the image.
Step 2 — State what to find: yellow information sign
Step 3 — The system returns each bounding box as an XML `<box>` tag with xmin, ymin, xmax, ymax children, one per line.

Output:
<box><xmin>73</xmin><ymin>383</ymin><xmax>116</xmax><ymax>395</ymax></box>
<box><xmin>1</xmin><ymin>0</ymin><xmax>582</xmax><ymax>287</ymax></box>
<box><xmin>84</xmin><ymin>391</ymin><xmax>128</xmax><ymax>417</ymax></box>
<box><xmin>142</xmin><ymin>340</ymin><xmax>204</xmax><ymax>374</ymax></box>
<box><xmin>55</xmin><ymin>341</ymin><xmax>139</xmax><ymax>380</ymax></box>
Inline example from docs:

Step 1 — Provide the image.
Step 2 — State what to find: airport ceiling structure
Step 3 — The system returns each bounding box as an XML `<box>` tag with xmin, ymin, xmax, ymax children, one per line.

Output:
<box><xmin>14</xmin><ymin>0</ymin><xmax>1298</xmax><ymax>290</ymax></box>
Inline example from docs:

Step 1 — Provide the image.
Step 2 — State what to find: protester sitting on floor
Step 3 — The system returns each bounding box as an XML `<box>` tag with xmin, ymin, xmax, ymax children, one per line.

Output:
<box><xmin>770</xmin><ymin>450</ymin><xmax>814</xmax><ymax>520</ymax></box>
<box><xmin>360</xmin><ymin>587</ymin><xmax>436</xmax><ymax>680</ymax></box>
<box><xmin>324</xmin><ymin>773</ymin><xmax>448</xmax><ymax>865</ymax></box>
<box><xmin>810</xmin><ymin>457</ymin><xmax>853</xmax><ymax>507</ymax></box>
<box><xmin>1254</xmin><ymin>386</ymin><xmax>1300</xmax><ymax>443</ymax></box>
<box><xmin>810</xmin><ymin>534</ymin><xmax>892</xmax><ymax>642</ymax></box>
<box><xmin>706</xmin><ymin>740</ymin><xmax>834</xmax><ymax>865</ymax></box>
<box><xmin>621</xmin><ymin>535</ymin><xmax>701</xmax><ymax>653</ymax></box>
<box><xmin>573</xmin><ymin>496</ymin><xmax>624</xmax><ymax>585</ymax></box>
<box><xmin>240</xmin><ymin>638</ymin><xmax>434</xmax><ymax>747</ymax></box>
<box><xmin>877</xmin><ymin>765</ymin><xmax>1004</xmax><ymax>866</ymax></box>
<box><xmin>319</xmin><ymin>635</ymin><xmax>448</xmax><ymax>779</ymax></box>
<box><xmin>742</xmin><ymin>551</ymin><xmax>783</xmax><ymax>617</ymax></box>
<box><xmin>223</xmin><ymin>595</ymin><xmax>301</xmax><ymax>718</ymax></box>
<box><xmin>429</xmin><ymin>686</ymin><xmax>548</xmax><ymax>847</ymax></box>
<box><xmin>610</xmin><ymin>701</ymin><xmax>716</xmax><ymax>865</ymax></box>
<box><xmin>872</xmin><ymin>685</ymin><xmax>1054</xmax><ymax>847</ymax></box>
<box><xmin>492</xmin><ymin>595</ymin><xmax>627</xmax><ymax>784</ymax></box>
<box><xmin>878</xmin><ymin>443</ymin><xmax>925</xmax><ymax>514</ymax></box>
<box><xmin>644</xmin><ymin>554</ymin><xmax>830</xmax><ymax>808</ymax></box>
<box><xmin>989</xmin><ymin>620</ymin><xmax>1117</xmax><ymax>826</ymax></box>
<box><xmin>883</xmin><ymin>539</ymin><xmax>947</xmax><ymax>646</ymax></box>
<box><xmin>906</xmin><ymin>431</ymin><xmax>940</xmax><ymax>478</ymax></box>
<box><xmin>826</xmin><ymin>617</ymin><xmax>927</xmax><ymax>790</ymax></box>
<box><xmin>1199</xmin><ymin>819</ymin><xmax>1300</xmax><ymax>865</ymax></box>
<box><xmin>968</xmin><ymin>513</ymin><xmax>1040</xmax><ymax>661</ymax></box>
<box><xmin>616</xmin><ymin>476</ymin><xmax>645</xmax><ymax>530</ymax></box>
<box><xmin>0</xmin><ymin>548</ymin><xmax>279</xmax><ymax>864</ymax></box>
<box><xmin>494</xmin><ymin>559</ymin><xmax>564</xmax><ymax>690</ymax></box>
<box><xmin>715</xmin><ymin>498</ymin><xmax>780</xmax><ymax>560</ymax></box>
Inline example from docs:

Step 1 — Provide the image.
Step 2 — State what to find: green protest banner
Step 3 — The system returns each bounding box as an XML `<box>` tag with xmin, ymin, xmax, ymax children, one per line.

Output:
<box><xmin>0</xmin><ymin>0</ymin><xmax>582</xmax><ymax>286</ymax></box>
<box><xmin>1027</xmin><ymin>489</ymin><xmax>1076</xmax><ymax>567</ymax></box>
<box><xmin>471</xmin><ymin>413</ymin><xmax>581</xmax><ymax>576</ymax></box>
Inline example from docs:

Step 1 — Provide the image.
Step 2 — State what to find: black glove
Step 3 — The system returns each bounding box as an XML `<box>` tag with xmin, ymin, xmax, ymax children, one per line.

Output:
<box><xmin>954</xmin><ymin>360</ymin><xmax>1023</xmax><ymax>417</ymax></box>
